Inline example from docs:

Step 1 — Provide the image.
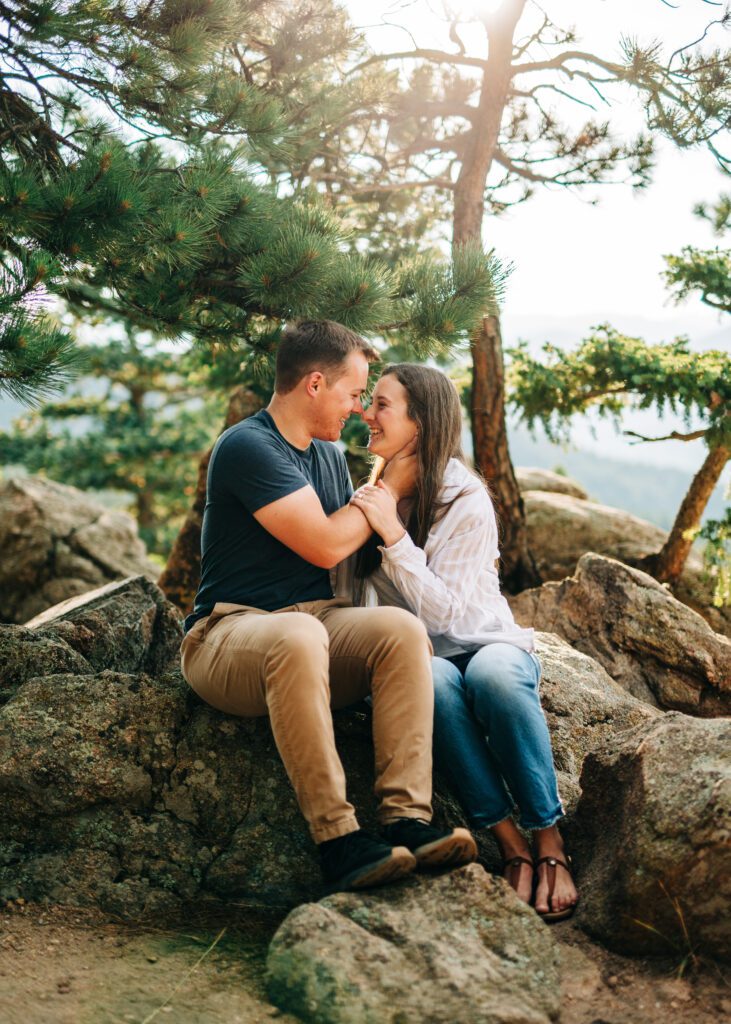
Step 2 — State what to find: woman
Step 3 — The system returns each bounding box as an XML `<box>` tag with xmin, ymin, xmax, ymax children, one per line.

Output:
<box><xmin>350</xmin><ymin>363</ymin><xmax>578</xmax><ymax>921</ymax></box>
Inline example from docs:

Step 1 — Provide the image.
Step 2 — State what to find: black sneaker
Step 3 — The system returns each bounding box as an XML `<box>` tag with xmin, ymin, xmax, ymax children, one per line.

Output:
<box><xmin>319</xmin><ymin>829</ymin><xmax>417</xmax><ymax>893</ymax></box>
<box><xmin>382</xmin><ymin>818</ymin><xmax>478</xmax><ymax>868</ymax></box>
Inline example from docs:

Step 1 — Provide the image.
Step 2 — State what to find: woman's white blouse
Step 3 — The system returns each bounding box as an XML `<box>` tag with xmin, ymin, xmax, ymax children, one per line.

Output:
<box><xmin>361</xmin><ymin>458</ymin><xmax>535</xmax><ymax>657</ymax></box>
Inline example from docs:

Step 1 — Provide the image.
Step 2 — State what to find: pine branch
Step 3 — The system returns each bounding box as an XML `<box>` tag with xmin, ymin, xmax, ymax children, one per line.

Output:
<box><xmin>352</xmin><ymin>49</ymin><xmax>488</xmax><ymax>73</ymax></box>
<box><xmin>624</xmin><ymin>428</ymin><xmax>708</xmax><ymax>443</ymax></box>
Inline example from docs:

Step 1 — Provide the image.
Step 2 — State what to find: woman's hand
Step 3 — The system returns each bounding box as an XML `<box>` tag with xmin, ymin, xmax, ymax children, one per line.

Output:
<box><xmin>350</xmin><ymin>481</ymin><xmax>406</xmax><ymax>547</ymax></box>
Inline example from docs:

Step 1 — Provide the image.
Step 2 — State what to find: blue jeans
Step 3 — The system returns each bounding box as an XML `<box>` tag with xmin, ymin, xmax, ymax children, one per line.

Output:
<box><xmin>432</xmin><ymin>643</ymin><xmax>563</xmax><ymax>831</ymax></box>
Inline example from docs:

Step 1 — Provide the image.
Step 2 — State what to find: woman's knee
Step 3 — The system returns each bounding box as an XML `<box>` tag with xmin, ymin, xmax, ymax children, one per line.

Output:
<box><xmin>464</xmin><ymin>643</ymin><xmax>538</xmax><ymax>707</ymax></box>
<box><xmin>432</xmin><ymin>657</ymin><xmax>465</xmax><ymax>711</ymax></box>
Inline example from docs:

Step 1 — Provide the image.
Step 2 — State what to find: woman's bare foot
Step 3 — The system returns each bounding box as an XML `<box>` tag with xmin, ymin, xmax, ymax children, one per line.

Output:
<box><xmin>491</xmin><ymin>818</ymin><xmax>533</xmax><ymax>905</ymax></box>
<box><xmin>533</xmin><ymin>825</ymin><xmax>578</xmax><ymax>917</ymax></box>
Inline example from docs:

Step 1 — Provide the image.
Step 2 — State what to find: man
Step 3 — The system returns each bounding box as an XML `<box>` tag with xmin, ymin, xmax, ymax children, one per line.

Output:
<box><xmin>181</xmin><ymin>320</ymin><xmax>476</xmax><ymax>892</ymax></box>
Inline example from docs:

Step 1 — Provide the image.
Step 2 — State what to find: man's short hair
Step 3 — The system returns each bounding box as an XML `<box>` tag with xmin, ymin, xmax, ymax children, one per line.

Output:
<box><xmin>275</xmin><ymin>320</ymin><xmax>377</xmax><ymax>395</ymax></box>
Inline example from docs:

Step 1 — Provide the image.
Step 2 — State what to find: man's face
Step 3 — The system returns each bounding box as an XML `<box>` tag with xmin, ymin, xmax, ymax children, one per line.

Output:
<box><xmin>311</xmin><ymin>351</ymin><xmax>369</xmax><ymax>442</ymax></box>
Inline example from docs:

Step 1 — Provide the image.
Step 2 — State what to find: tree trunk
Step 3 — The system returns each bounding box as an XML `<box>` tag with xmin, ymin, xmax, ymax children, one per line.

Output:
<box><xmin>644</xmin><ymin>443</ymin><xmax>729</xmax><ymax>586</ymax></box>
<box><xmin>452</xmin><ymin>0</ymin><xmax>537</xmax><ymax>589</ymax></box>
<box><xmin>471</xmin><ymin>315</ymin><xmax>538</xmax><ymax>589</ymax></box>
<box><xmin>158</xmin><ymin>388</ymin><xmax>264</xmax><ymax>614</ymax></box>
<box><xmin>136</xmin><ymin>490</ymin><xmax>155</xmax><ymax>532</ymax></box>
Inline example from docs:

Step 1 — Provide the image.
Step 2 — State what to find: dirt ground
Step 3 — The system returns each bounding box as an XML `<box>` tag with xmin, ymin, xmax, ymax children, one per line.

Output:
<box><xmin>0</xmin><ymin>898</ymin><xmax>729</xmax><ymax>1024</ymax></box>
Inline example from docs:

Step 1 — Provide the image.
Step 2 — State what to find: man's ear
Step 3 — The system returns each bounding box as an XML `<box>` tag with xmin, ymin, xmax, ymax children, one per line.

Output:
<box><xmin>304</xmin><ymin>371</ymin><xmax>324</xmax><ymax>397</ymax></box>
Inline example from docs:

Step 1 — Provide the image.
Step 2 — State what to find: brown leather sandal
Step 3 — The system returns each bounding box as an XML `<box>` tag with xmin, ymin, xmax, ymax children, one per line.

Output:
<box><xmin>502</xmin><ymin>855</ymin><xmax>535</xmax><ymax>902</ymax></box>
<box><xmin>534</xmin><ymin>855</ymin><xmax>578</xmax><ymax>922</ymax></box>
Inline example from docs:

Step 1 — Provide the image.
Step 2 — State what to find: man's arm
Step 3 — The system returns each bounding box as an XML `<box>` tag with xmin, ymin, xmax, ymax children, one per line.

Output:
<box><xmin>254</xmin><ymin>485</ymin><xmax>372</xmax><ymax>569</ymax></box>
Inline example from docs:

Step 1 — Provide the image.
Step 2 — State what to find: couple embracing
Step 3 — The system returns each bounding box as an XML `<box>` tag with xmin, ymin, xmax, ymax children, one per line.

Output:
<box><xmin>180</xmin><ymin>320</ymin><xmax>578</xmax><ymax>921</ymax></box>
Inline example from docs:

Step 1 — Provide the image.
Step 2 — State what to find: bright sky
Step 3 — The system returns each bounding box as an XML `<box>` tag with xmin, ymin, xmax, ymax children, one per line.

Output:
<box><xmin>344</xmin><ymin>0</ymin><xmax>729</xmax><ymax>328</ymax></box>
<box><xmin>344</xmin><ymin>0</ymin><xmax>730</xmax><ymax>472</ymax></box>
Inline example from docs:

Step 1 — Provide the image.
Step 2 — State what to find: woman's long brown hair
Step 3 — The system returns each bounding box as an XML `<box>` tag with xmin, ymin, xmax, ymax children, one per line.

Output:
<box><xmin>355</xmin><ymin>363</ymin><xmax>472</xmax><ymax>579</ymax></box>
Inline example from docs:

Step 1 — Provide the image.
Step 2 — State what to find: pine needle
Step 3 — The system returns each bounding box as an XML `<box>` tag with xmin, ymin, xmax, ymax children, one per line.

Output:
<box><xmin>139</xmin><ymin>926</ymin><xmax>227</xmax><ymax>1024</ymax></box>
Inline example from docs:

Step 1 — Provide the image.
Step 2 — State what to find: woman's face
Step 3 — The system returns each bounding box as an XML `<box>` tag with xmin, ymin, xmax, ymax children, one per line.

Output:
<box><xmin>362</xmin><ymin>374</ymin><xmax>418</xmax><ymax>461</ymax></box>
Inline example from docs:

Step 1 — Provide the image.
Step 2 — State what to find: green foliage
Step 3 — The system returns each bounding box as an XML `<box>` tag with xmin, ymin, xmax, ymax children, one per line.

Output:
<box><xmin>698</xmin><ymin>506</ymin><xmax>731</xmax><ymax>608</ymax></box>
<box><xmin>507</xmin><ymin>326</ymin><xmax>730</xmax><ymax>448</ymax></box>
<box><xmin>664</xmin><ymin>248</ymin><xmax>731</xmax><ymax>313</ymax></box>
<box><xmin>0</xmin><ymin>331</ymin><xmax>224</xmax><ymax>554</ymax></box>
<box><xmin>694</xmin><ymin>193</ymin><xmax>731</xmax><ymax>235</ymax></box>
<box><xmin>1</xmin><ymin>1</ymin><xmax>505</xmax><ymax>406</ymax></box>
<box><xmin>392</xmin><ymin>245</ymin><xmax>510</xmax><ymax>357</ymax></box>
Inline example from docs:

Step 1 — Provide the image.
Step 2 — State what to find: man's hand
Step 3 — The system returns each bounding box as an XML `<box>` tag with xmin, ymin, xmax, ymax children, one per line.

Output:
<box><xmin>381</xmin><ymin>436</ymin><xmax>418</xmax><ymax>500</ymax></box>
<box><xmin>350</xmin><ymin>481</ymin><xmax>406</xmax><ymax>547</ymax></box>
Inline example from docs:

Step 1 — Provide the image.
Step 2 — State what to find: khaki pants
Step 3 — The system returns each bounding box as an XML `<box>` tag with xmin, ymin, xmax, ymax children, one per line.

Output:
<box><xmin>180</xmin><ymin>598</ymin><xmax>434</xmax><ymax>843</ymax></box>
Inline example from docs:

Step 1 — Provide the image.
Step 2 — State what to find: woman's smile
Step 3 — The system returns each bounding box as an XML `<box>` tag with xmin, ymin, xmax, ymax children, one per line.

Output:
<box><xmin>363</xmin><ymin>375</ymin><xmax>417</xmax><ymax>459</ymax></box>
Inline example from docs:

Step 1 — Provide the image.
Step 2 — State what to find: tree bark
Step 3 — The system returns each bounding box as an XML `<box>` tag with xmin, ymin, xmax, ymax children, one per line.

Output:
<box><xmin>136</xmin><ymin>490</ymin><xmax>155</xmax><ymax>533</ymax></box>
<box><xmin>452</xmin><ymin>1</ymin><xmax>537</xmax><ymax>589</ymax></box>
<box><xmin>158</xmin><ymin>388</ymin><xmax>264</xmax><ymax>614</ymax></box>
<box><xmin>471</xmin><ymin>315</ymin><xmax>537</xmax><ymax>589</ymax></box>
<box><xmin>643</xmin><ymin>443</ymin><xmax>729</xmax><ymax>586</ymax></box>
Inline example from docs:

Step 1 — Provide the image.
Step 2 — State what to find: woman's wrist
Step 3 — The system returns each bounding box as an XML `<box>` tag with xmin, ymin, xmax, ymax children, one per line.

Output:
<box><xmin>381</xmin><ymin>524</ymin><xmax>406</xmax><ymax>548</ymax></box>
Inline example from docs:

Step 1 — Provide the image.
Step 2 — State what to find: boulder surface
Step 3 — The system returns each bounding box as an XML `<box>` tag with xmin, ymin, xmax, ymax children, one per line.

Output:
<box><xmin>523</xmin><ymin>490</ymin><xmax>730</xmax><ymax>636</ymax></box>
<box><xmin>517</xmin><ymin>467</ymin><xmax>588</xmax><ymax>499</ymax></box>
<box><xmin>575</xmin><ymin>713</ymin><xmax>731</xmax><ymax>964</ymax></box>
<box><xmin>0</xmin><ymin>579</ymin><xmax>654</xmax><ymax>919</ymax></box>
<box><xmin>532</xmin><ymin>631</ymin><xmax>658</xmax><ymax>818</ymax></box>
<box><xmin>267</xmin><ymin>865</ymin><xmax>560</xmax><ymax>1024</ymax></box>
<box><xmin>512</xmin><ymin>554</ymin><xmax>731</xmax><ymax>716</ymax></box>
<box><xmin>0</xmin><ymin>474</ymin><xmax>157</xmax><ymax>623</ymax></box>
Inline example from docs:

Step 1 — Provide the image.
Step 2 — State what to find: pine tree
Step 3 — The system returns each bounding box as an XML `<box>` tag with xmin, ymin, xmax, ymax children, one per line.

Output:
<box><xmin>1</xmin><ymin>1</ymin><xmax>506</xmax><ymax>405</ymax></box>
<box><xmin>508</xmin><ymin>326</ymin><xmax>730</xmax><ymax>593</ymax></box>
<box><xmin>0</xmin><ymin>327</ymin><xmax>227</xmax><ymax>555</ymax></box>
<box><xmin>273</xmin><ymin>0</ymin><xmax>731</xmax><ymax>589</ymax></box>
<box><xmin>659</xmin><ymin>190</ymin><xmax>731</xmax><ymax>600</ymax></box>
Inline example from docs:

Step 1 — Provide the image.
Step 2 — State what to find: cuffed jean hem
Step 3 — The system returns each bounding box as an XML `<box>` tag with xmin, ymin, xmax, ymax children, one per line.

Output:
<box><xmin>470</xmin><ymin>805</ymin><xmax>565</xmax><ymax>832</ymax></box>
<box><xmin>468</xmin><ymin>807</ymin><xmax>515</xmax><ymax>831</ymax></box>
<box><xmin>312</xmin><ymin>817</ymin><xmax>360</xmax><ymax>844</ymax></box>
<box><xmin>517</xmin><ymin>807</ymin><xmax>565</xmax><ymax>832</ymax></box>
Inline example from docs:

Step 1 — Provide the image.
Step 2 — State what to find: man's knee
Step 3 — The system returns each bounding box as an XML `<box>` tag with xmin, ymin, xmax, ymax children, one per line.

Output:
<box><xmin>267</xmin><ymin>614</ymin><xmax>329</xmax><ymax>668</ymax></box>
<box><xmin>387</xmin><ymin>607</ymin><xmax>431</xmax><ymax>649</ymax></box>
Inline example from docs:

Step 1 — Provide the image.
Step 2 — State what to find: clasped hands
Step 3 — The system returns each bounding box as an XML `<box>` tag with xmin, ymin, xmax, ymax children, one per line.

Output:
<box><xmin>350</xmin><ymin>437</ymin><xmax>417</xmax><ymax>548</ymax></box>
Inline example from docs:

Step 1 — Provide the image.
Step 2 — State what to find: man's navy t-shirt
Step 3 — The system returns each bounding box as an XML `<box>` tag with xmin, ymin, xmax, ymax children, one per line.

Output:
<box><xmin>184</xmin><ymin>410</ymin><xmax>353</xmax><ymax>631</ymax></box>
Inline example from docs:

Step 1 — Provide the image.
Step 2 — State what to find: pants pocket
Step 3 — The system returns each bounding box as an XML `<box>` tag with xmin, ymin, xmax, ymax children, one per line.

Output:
<box><xmin>201</xmin><ymin>601</ymin><xmax>263</xmax><ymax>640</ymax></box>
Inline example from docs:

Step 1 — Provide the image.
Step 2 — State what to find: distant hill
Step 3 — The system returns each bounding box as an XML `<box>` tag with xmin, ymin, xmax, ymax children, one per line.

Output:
<box><xmin>505</xmin><ymin>421</ymin><xmax>728</xmax><ymax>531</ymax></box>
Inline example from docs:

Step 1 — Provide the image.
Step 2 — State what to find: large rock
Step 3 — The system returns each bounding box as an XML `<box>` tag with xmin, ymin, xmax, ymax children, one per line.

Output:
<box><xmin>266</xmin><ymin>865</ymin><xmax>560</xmax><ymax>1024</ymax></box>
<box><xmin>0</xmin><ymin>575</ymin><xmax>182</xmax><ymax>707</ymax></box>
<box><xmin>523</xmin><ymin>490</ymin><xmax>730</xmax><ymax>636</ymax></box>
<box><xmin>575</xmin><ymin>713</ymin><xmax>731</xmax><ymax>963</ymax></box>
<box><xmin>512</xmin><ymin>554</ymin><xmax>731</xmax><ymax>716</ymax></box>
<box><xmin>533</xmin><ymin>631</ymin><xmax>658</xmax><ymax>818</ymax></box>
<box><xmin>517</xmin><ymin>467</ymin><xmax>588</xmax><ymax>499</ymax></box>
<box><xmin>0</xmin><ymin>579</ymin><xmax>656</xmax><ymax>918</ymax></box>
<box><xmin>0</xmin><ymin>474</ymin><xmax>158</xmax><ymax>623</ymax></box>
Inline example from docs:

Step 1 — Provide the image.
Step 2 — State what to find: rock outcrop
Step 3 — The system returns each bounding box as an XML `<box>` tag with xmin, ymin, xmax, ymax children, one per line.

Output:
<box><xmin>0</xmin><ymin>578</ymin><xmax>653</xmax><ymax>919</ymax></box>
<box><xmin>532</xmin><ymin>631</ymin><xmax>658</xmax><ymax>818</ymax></box>
<box><xmin>523</xmin><ymin>490</ymin><xmax>730</xmax><ymax>636</ymax></box>
<box><xmin>512</xmin><ymin>554</ymin><xmax>731</xmax><ymax>716</ymax></box>
<box><xmin>0</xmin><ymin>475</ymin><xmax>158</xmax><ymax>624</ymax></box>
<box><xmin>267</xmin><ymin>865</ymin><xmax>560</xmax><ymax>1024</ymax></box>
<box><xmin>517</xmin><ymin>467</ymin><xmax>588</xmax><ymax>499</ymax></box>
<box><xmin>575</xmin><ymin>713</ymin><xmax>731</xmax><ymax>964</ymax></box>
